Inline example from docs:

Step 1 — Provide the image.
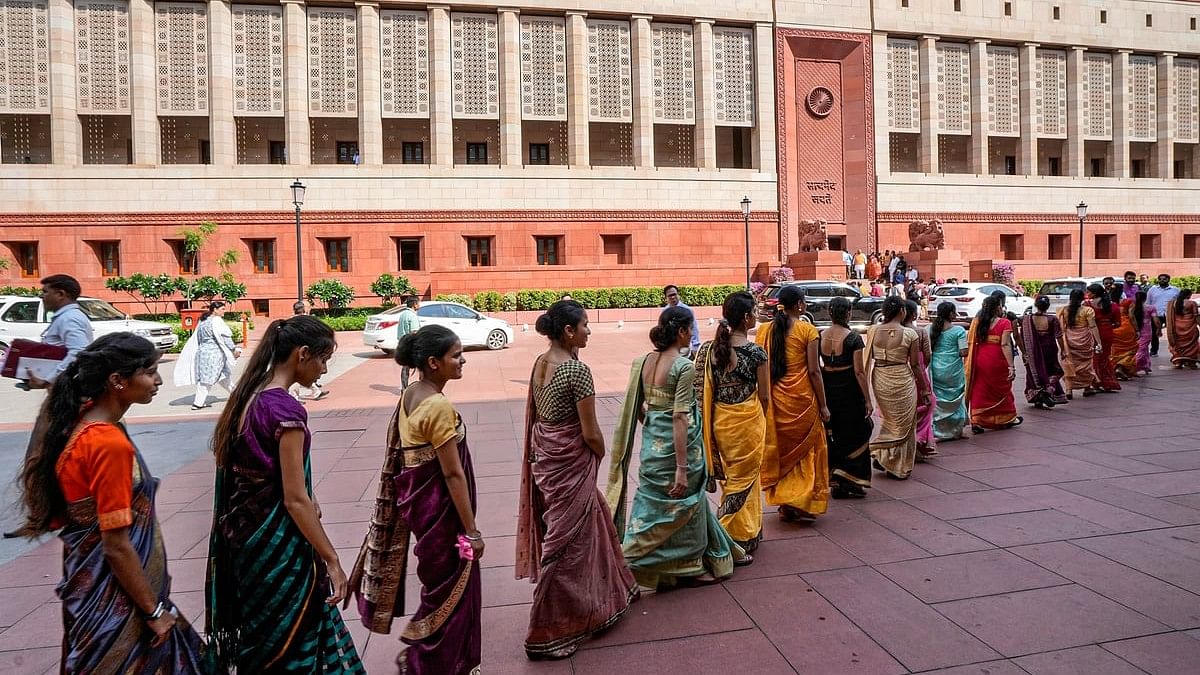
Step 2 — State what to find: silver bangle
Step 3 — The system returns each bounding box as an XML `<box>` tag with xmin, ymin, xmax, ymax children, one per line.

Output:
<box><xmin>145</xmin><ymin>601</ymin><xmax>166</xmax><ymax>621</ymax></box>
<box><xmin>463</xmin><ymin>531</ymin><xmax>483</xmax><ymax>542</ymax></box>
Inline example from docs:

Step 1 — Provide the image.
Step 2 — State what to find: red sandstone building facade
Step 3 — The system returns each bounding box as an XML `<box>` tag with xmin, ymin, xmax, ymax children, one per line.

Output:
<box><xmin>0</xmin><ymin>0</ymin><xmax>1197</xmax><ymax>313</ymax></box>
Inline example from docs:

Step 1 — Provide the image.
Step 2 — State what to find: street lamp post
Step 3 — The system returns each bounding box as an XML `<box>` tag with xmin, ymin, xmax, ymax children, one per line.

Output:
<box><xmin>741</xmin><ymin>196</ymin><xmax>752</xmax><ymax>290</ymax></box>
<box><xmin>291</xmin><ymin>179</ymin><xmax>306</xmax><ymax>303</ymax></box>
<box><xmin>1076</xmin><ymin>201</ymin><xmax>1088</xmax><ymax>277</ymax></box>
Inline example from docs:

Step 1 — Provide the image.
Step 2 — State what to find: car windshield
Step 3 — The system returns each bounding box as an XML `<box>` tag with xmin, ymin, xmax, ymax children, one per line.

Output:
<box><xmin>1039</xmin><ymin>282</ymin><xmax>1085</xmax><ymax>296</ymax></box>
<box><xmin>933</xmin><ymin>286</ymin><xmax>971</xmax><ymax>296</ymax></box>
<box><xmin>76</xmin><ymin>299</ymin><xmax>126</xmax><ymax>321</ymax></box>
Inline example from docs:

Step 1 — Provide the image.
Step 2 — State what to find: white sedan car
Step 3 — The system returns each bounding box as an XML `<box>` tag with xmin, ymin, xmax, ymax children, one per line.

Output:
<box><xmin>0</xmin><ymin>295</ymin><xmax>179</xmax><ymax>353</ymax></box>
<box><xmin>929</xmin><ymin>283</ymin><xmax>1035</xmax><ymax>322</ymax></box>
<box><xmin>362</xmin><ymin>301</ymin><xmax>514</xmax><ymax>353</ymax></box>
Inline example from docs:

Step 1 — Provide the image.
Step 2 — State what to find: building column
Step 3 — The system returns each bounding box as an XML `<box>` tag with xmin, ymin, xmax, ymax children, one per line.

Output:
<box><xmin>565</xmin><ymin>11</ymin><xmax>589</xmax><ymax>167</ymax></box>
<box><xmin>918</xmin><ymin>35</ymin><xmax>939</xmax><ymax>173</ymax></box>
<box><xmin>1156</xmin><ymin>52</ymin><xmax>1176</xmax><ymax>179</ymax></box>
<box><xmin>753</xmin><ymin>22</ymin><xmax>776</xmax><ymax>173</ymax></box>
<box><xmin>630</xmin><ymin>15</ymin><xmax>654</xmax><ymax>167</ymax></box>
<box><xmin>1018</xmin><ymin>42</ymin><xmax>1038</xmax><ymax>175</ymax></box>
<box><xmin>356</xmin><ymin>1</ymin><xmax>382</xmax><ymax>165</ymax></box>
<box><xmin>871</xmin><ymin>33</ymin><xmax>890</xmax><ymax>176</ymax></box>
<box><xmin>1066</xmin><ymin>46</ymin><xmax>1086</xmax><ymax>177</ymax></box>
<box><xmin>428</xmin><ymin>5</ymin><xmax>452</xmax><ymax>166</ymax></box>
<box><xmin>693</xmin><ymin>19</ymin><xmax>716</xmax><ymax>169</ymax></box>
<box><xmin>282</xmin><ymin>0</ymin><xmax>310</xmax><ymax>164</ymax></box>
<box><xmin>48</xmin><ymin>0</ymin><xmax>79</xmax><ymax>164</ymax></box>
<box><xmin>498</xmin><ymin>8</ymin><xmax>521</xmax><ymax>166</ymax></box>
<box><xmin>208</xmin><ymin>0</ymin><xmax>235</xmax><ymax>165</ymax></box>
<box><xmin>969</xmin><ymin>39</ymin><xmax>990</xmax><ymax>174</ymax></box>
<box><xmin>129</xmin><ymin>0</ymin><xmax>159</xmax><ymax>164</ymax></box>
<box><xmin>1112</xmin><ymin>49</ymin><xmax>1131</xmax><ymax>178</ymax></box>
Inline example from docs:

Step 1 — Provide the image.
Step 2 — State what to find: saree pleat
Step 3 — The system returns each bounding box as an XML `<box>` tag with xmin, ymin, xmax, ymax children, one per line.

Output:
<box><xmin>58</xmin><ymin>451</ymin><xmax>204</xmax><ymax>675</ymax></box>
<box><xmin>1169</xmin><ymin>301</ymin><xmax>1200</xmax><ymax>367</ymax></box>
<box><xmin>1058</xmin><ymin>306</ymin><xmax>1099</xmax><ymax>390</ymax></box>
<box><xmin>1134</xmin><ymin>308</ymin><xmax>1155</xmax><ymax>373</ymax></box>
<box><xmin>1110</xmin><ymin>300</ymin><xmax>1139</xmax><ymax>376</ymax></box>
<box><xmin>930</xmin><ymin>326</ymin><xmax>968</xmax><ymax>441</ymax></box>
<box><xmin>866</xmin><ymin>326</ymin><xmax>918</xmax><ymax>479</ymax></box>
<box><xmin>821</xmin><ymin>367</ymin><xmax>873</xmax><ymax>487</ymax></box>
<box><xmin>1090</xmin><ymin>302</ymin><xmax>1122</xmax><ymax>390</ymax></box>
<box><xmin>965</xmin><ymin>318</ymin><xmax>1019</xmax><ymax>429</ymax></box>
<box><xmin>705</xmin><ymin>398</ymin><xmax>766</xmax><ymax>549</ymax></box>
<box><xmin>914</xmin><ymin>344</ymin><xmax>937</xmax><ymax>451</ymax></box>
<box><xmin>1020</xmin><ymin>314</ymin><xmax>1068</xmax><ymax>406</ymax></box>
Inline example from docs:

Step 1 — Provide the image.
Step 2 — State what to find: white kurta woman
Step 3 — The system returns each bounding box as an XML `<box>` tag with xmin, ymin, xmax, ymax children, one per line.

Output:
<box><xmin>174</xmin><ymin>302</ymin><xmax>240</xmax><ymax>409</ymax></box>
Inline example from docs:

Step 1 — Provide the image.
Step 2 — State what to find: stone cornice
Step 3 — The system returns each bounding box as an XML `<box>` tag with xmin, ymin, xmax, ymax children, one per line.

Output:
<box><xmin>878</xmin><ymin>211</ymin><xmax>1200</xmax><ymax>224</ymax></box>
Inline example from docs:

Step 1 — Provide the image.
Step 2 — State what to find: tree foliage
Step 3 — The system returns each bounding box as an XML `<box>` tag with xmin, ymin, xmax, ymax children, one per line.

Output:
<box><xmin>369</xmin><ymin>273</ymin><xmax>417</xmax><ymax>306</ymax></box>
<box><xmin>306</xmin><ymin>279</ymin><xmax>355</xmax><ymax>311</ymax></box>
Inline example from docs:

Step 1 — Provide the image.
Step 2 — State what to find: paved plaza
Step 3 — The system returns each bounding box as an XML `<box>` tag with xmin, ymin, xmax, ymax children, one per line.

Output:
<box><xmin>1</xmin><ymin>326</ymin><xmax>1200</xmax><ymax>673</ymax></box>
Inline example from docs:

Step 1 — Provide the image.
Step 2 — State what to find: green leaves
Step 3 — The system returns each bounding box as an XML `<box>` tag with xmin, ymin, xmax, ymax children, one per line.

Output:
<box><xmin>306</xmin><ymin>279</ymin><xmax>356</xmax><ymax>310</ymax></box>
<box><xmin>369</xmin><ymin>273</ymin><xmax>417</xmax><ymax>305</ymax></box>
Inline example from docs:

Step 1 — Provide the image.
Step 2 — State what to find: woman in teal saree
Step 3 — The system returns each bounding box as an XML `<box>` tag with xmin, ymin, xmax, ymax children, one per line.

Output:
<box><xmin>606</xmin><ymin>307</ymin><xmax>746</xmax><ymax>589</ymax></box>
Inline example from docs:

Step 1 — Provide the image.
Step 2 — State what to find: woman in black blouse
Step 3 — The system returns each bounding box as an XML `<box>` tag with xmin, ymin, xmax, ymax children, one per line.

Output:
<box><xmin>819</xmin><ymin>297</ymin><xmax>874</xmax><ymax>498</ymax></box>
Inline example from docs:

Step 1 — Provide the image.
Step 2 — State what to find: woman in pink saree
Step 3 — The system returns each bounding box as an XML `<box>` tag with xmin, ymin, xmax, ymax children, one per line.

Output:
<box><xmin>1131</xmin><ymin>291</ymin><xmax>1155</xmax><ymax>375</ymax></box>
<box><xmin>517</xmin><ymin>301</ymin><xmax>638</xmax><ymax>660</ymax></box>
<box><xmin>904</xmin><ymin>300</ymin><xmax>937</xmax><ymax>457</ymax></box>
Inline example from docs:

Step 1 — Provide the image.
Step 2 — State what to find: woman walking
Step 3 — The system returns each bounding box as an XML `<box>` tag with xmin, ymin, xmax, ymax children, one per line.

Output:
<box><xmin>865</xmin><ymin>296</ymin><xmax>929</xmax><ymax>479</ymax></box>
<box><xmin>755</xmin><ymin>285</ymin><xmax>831</xmax><ymax>522</ymax></box>
<box><xmin>1167</xmin><ymin>289</ymin><xmax>1200</xmax><ymax>369</ymax></box>
<box><xmin>608</xmin><ymin>307</ymin><xmax>744</xmax><ymax>589</ymax></box>
<box><xmin>1109</xmin><ymin>287</ymin><xmax>1140</xmax><ymax>380</ymax></box>
<box><xmin>1087</xmin><ymin>283</ymin><xmax>1123</xmax><ymax>392</ymax></box>
<box><xmin>966</xmin><ymin>295</ymin><xmax>1021</xmax><ymax>432</ymax></box>
<box><xmin>1132</xmin><ymin>291</ymin><xmax>1155</xmax><ymax>375</ymax></box>
<box><xmin>904</xmin><ymin>300</ymin><xmax>937</xmax><ymax>458</ymax></box>
<box><xmin>1057</xmin><ymin>289</ymin><xmax>1103</xmax><ymax>397</ymax></box>
<box><xmin>17</xmin><ymin>333</ymin><xmax>204</xmax><ymax>674</ymax></box>
<box><xmin>696</xmin><ymin>291</ymin><xmax>769</xmax><ymax>549</ymax></box>
<box><xmin>516</xmin><ymin>301</ymin><xmax>637</xmax><ymax>660</ymax></box>
<box><xmin>348</xmin><ymin>324</ymin><xmax>481</xmax><ymax>673</ymax></box>
<box><xmin>207</xmin><ymin>316</ymin><xmax>364</xmax><ymax>674</ymax></box>
<box><xmin>929</xmin><ymin>301</ymin><xmax>969</xmax><ymax>441</ymax></box>
<box><xmin>1019</xmin><ymin>296</ymin><xmax>1069</xmax><ymax>409</ymax></box>
<box><xmin>174</xmin><ymin>301</ymin><xmax>241</xmax><ymax>410</ymax></box>
<box><xmin>819</xmin><ymin>297</ymin><xmax>873</xmax><ymax>498</ymax></box>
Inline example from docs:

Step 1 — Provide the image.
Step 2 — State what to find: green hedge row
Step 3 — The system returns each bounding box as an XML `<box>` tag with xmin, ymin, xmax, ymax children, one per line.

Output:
<box><xmin>435</xmin><ymin>284</ymin><xmax>746</xmax><ymax>312</ymax></box>
<box><xmin>1017</xmin><ymin>276</ymin><xmax>1200</xmax><ymax>298</ymax></box>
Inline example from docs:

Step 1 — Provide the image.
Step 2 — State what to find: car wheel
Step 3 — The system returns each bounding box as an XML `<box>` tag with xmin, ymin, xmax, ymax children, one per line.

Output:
<box><xmin>800</xmin><ymin>313</ymin><xmax>815</xmax><ymax>324</ymax></box>
<box><xmin>381</xmin><ymin>348</ymin><xmax>394</xmax><ymax>356</ymax></box>
<box><xmin>870</xmin><ymin>311</ymin><xmax>883</xmax><ymax>324</ymax></box>
<box><xmin>486</xmin><ymin>329</ymin><xmax>508</xmax><ymax>350</ymax></box>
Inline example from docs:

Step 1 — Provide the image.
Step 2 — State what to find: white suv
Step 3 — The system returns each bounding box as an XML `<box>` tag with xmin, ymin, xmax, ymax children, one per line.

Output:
<box><xmin>0</xmin><ymin>295</ymin><xmax>179</xmax><ymax>353</ymax></box>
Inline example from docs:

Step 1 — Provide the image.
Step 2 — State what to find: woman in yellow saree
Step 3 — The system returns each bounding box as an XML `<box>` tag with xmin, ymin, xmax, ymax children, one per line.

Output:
<box><xmin>696</xmin><ymin>291</ymin><xmax>769</xmax><ymax>552</ymax></box>
<box><xmin>755</xmin><ymin>285</ymin><xmax>831</xmax><ymax>523</ymax></box>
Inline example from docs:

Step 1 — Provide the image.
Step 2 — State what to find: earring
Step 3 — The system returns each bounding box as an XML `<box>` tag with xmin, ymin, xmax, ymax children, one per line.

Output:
<box><xmin>115</xmin><ymin>384</ymin><xmax>124</xmax><ymax>390</ymax></box>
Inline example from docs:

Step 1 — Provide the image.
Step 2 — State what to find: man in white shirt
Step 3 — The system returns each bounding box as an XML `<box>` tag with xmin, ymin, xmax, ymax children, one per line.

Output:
<box><xmin>1147</xmin><ymin>274</ymin><xmax>1180</xmax><ymax>357</ymax></box>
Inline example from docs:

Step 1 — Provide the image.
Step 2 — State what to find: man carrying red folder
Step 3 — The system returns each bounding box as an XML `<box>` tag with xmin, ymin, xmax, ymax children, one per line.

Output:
<box><xmin>24</xmin><ymin>274</ymin><xmax>94</xmax><ymax>389</ymax></box>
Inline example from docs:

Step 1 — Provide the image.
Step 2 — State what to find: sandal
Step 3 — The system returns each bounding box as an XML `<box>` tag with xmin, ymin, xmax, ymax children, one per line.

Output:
<box><xmin>734</xmin><ymin>554</ymin><xmax>755</xmax><ymax>567</ymax></box>
<box><xmin>1005</xmin><ymin>416</ymin><xmax>1024</xmax><ymax>428</ymax></box>
<box><xmin>971</xmin><ymin>425</ymin><xmax>986</xmax><ymax>435</ymax></box>
<box><xmin>527</xmin><ymin>644</ymin><xmax>578</xmax><ymax>661</ymax></box>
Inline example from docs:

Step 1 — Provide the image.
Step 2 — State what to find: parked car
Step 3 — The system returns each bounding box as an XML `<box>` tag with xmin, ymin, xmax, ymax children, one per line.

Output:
<box><xmin>1036</xmin><ymin>277</ymin><xmax>1108</xmax><ymax>314</ymax></box>
<box><xmin>929</xmin><ymin>282</ymin><xmax>1035</xmax><ymax>322</ymax></box>
<box><xmin>0</xmin><ymin>295</ymin><xmax>179</xmax><ymax>353</ymax></box>
<box><xmin>756</xmin><ymin>281</ymin><xmax>886</xmax><ymax>327</ymax></box>
<box><xmin>362</xmin><ymin>301</ymin><xmax>515</xmax><ymax>353</ymax></box>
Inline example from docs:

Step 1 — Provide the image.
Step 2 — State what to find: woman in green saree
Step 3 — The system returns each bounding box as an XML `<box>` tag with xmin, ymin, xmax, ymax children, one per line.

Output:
<box><xmin>607</xmin><ymin>307</ymin><xmax>747</xmax><ymax>589</ymax></box>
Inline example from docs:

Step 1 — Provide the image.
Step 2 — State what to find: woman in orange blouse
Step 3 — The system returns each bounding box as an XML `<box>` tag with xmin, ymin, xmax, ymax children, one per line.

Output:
<box><xmin>16</xmin><ymin>333</ymin><xmax>203</xmax><ymax>674</ymax></box>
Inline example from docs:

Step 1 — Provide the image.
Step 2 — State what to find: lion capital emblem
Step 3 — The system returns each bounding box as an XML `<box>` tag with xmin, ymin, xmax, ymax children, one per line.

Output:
<box><xmin>797</xmin><ymin>219</ymin><xmax>829</xmax><ymax>252</ymax></box>
<box><xmin>908</xmin><ymin>219</ymin><xmax>946</xmax><ymax>252</ymax></box>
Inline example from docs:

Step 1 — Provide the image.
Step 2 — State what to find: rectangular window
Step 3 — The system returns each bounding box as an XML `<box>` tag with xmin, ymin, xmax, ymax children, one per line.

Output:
<box><xmin>466</xmin><ymin>143</ymin><xmax>488</xmax><ymax>165</ymax></box>
<box><xmin>1185</xmin><ymin>234</ymin><xmax>1200</xmax><ymax>258</ymax></box>
<box><xmin>1004</xmin><ymin>1</ymin><xmax>1011</xmax><ymax>16</ymax></box>
<box><xmin>249</xmin><ymin>239</ymin><xmax>276</xmax><ymax>274</ymax></box>
<box><xmin>1145</xmin><ymin>13</ymin><xmax>1152</xmax><ymax>27</ymax></box>
<box><xmin>324</xmin><ymin>238</ymin><xmax>350</xmax><ymax>273</ymax></box>
<box><xmin>170</xmin><ymin>240</ymin><xmax>199</xmax><ymax>275</ymax></box>
<box><xmin>1048</xmin><ymin>234</ymin><xmax>1072</xmax><ymax>260</ymax></box>
<box><xmin>1090</xmin><ymin>157</ymin><xmax>1104</xmax><ymax>177</ymax></box>
<box><xmin>1094</xmin><ymin>234</ymin><xmax>1117</xmax><ymax>259</ymax></box>
<box><xmin>602</xmin><ymin>234</ymin><xmax>633</xmax><ymax>265</ymax></box>
<box><xmin>1048</xmin><ymin>157</ymin><xmax>1061</xmax><ymax>176</ymax></box>
<box><xmin>402</xmin><ymin>142</ymin><xmax>424</xmax><ymax>164</ymax></box>
<box><xmin>528</xmin><ymin>143</ymin><xmax>550</xmax><ymax>165</ymax></box>
<box><xmin>1004</xmin><ymin>155</ymin><xmax>1017</xmax><ymax>175</ymax></box>
<box><xmin>252</xmin><ymin>299</ymin><xmax>271</xmax><ymax>316</ymax></box>
<box><xmin>1132</xmin><ymin>159</ymin><xmax>1145</xmax><ymax>178</ymax></box>
<box><xmin>535</xmin><ymin>236</ymin><xmax>563</xmax><ymax>266</ymax></box>
<box><xmin>465</xmin><ymin>237</ymin><xmax>493</xmax><ymax>267</ymax></box>
<box><xmin>1139</xmin><ymin>234</ymin><xmax>1161</xmax><ymax>259</ymax></box>
<box><xmin>98</xmin><ymin>241</ymin><xmax>120</xmax><ymax>276</ymax></box>
<box><xmin>199</xmin><ymin>140</ymin><xmax>211</xmax><ymax>165</ymax></box>
<box><xmin>13</xmin><ymin>242</ymin><xmax>38</xmax><ymax>278</ymax></box>
<box><xmin>1000</xmin><ymin>234</ymin><xmax>1024</xmax><ymax>261</ymax></box>
<box><xmin>1053</xmin><ymin>6</ymin><xmax>1060</xmax><ymax>20</ymax></box>
<box><xmin>397</xmin><ymin>238</ymin><xmax>422</xmax><ymax>271</ymax></box>
<box><xmin>1100</xmin><ymin>9</ymin><xmax>1107</xmax><ymax>23</ymax></box>
<box><xmin>337</xmin><ymin>141</ymin><xmax>359</xmax><ymax>165</ymax></box>
<box><xmin>269</xmin><ymin>141</ymin><xmax>287</xmax><ymax>164</ymax></box>
<box><xmin>1192</xmin><ymin>17</ymin><xmax>1197</xmax><ymax>30</ymax></box>
<box><xmin>954</xmin><ymin>0</ymin><xmax>961</xmax><ymax>11</ymax></box>
<box><xmin>900</xmin><ymin>0</ymin><xmax>908</xmax><ymax>6</ymax></box>
<box><xmin>1176</xmin><ymin>160</ymin><xmax>1187</xmax><ymax>179</ymax></box>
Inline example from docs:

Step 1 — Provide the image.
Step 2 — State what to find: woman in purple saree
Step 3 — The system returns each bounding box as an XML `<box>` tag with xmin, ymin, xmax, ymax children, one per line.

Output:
<box><xmin>351</xmin><ymin>325</ymin><xmax>482</xmax><ymax>675</ymax></box>
<box><xmin>1019</xmin><ymin>296</ymin><xmax>1069</xmax><ymax>409</ymax></box>
<box><xmin>517</xmin><ymin>301</ymin><xmax>638</xmax><ymax>660</ymax></box>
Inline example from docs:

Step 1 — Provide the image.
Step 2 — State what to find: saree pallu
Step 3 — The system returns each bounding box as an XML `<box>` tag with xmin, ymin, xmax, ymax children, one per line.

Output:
<box><xmin>821</xmin><ymin>367</ymin><xmax>873</xmax><ymax>488</ymax></box>
<box><xmin>1091</xmin><ymin>304</ymin><xmax>1122</xmax><ymax>390</ymax></box>
<box><xmin>930</xmin><ymin>336</ymin><xmax>968</xmax><ymax>441</ymax></box>
<box><xmin>965</xmin><ymin>321</ymin><xmax>1019</xmax><ymax>429</ymax></box>
<box><xmin>517</xmin><ymin>416</ymin><xmax>637</xmax><ymax>657</ymax></box>
<box><xmin>58</xmin><ymin>452</ymin><xmax>204</xmax><ymax>675</ymax></box>
<box><xmin>1135</xmin><ymin>309</ymin><xmax>1154</xmax><ymax>373</ymax></box>
<box><xmin>1170</xmin><ymin>302</ymin><xmax>1200</xmax><ymax>366</ymax></box>
<box><xmin>702</xmin><ymin>396</ymin><xmax>766</xmax><ymax>550</ymax></box>
<box><xmin>869</xmin><ymin>364</ymin><xmax>917</xmax><ymax>479</ymax></box>
<box><xmin>1060</xmin><ymin>326</ymin><xmax>1099</xmax><ymax>391</ymax></box>
<box><xmin>914</xmin><ymin>348</ymin><xmax>937</xmax><ymax>451</ymax></box>
<box><xmin>1020</xmin><ymin>315</ymin><xmax>1068</xmax><ymax>406</ymax></box>
<box><xmin>207</xmin><ymin>455</ymin><xmax>364</xmax><ymax>674</ymax></box>
<box><xmin>1110</xmin><ymin>301</ymin><xmax>1139</xmax><ymax>376</ymax></box>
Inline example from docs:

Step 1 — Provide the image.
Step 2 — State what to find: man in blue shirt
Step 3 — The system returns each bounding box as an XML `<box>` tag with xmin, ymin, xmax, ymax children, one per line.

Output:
<box><xmin>27</xmin><ymin>274</ymin><xmax>94</xmax><ymax>389</ymax></box>
<box><xmin>396</xmin><ymin>296</ymin><xmax>422</xmax><ymax>388</ymax></box>
<box><xmin>662</xmin><ymin>284</ymin><xmax>701</xmax><ymax>356</ymax></box>
<box><xmin>1147</xmin><ymin>273</ymin><xmax>1180</xmax><ymax>357</ymax></box>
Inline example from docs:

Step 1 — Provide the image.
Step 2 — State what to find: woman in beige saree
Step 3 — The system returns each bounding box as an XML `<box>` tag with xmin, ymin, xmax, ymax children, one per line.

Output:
<box><xmin>1056</xmin><ymin>289</ymin><xmax>1103</xmax><ymax>398</ymax></box>
<box><xmin>865</xmin><ymin>296</ymin><xmax>931</xmax><ymax>480</ymax></box>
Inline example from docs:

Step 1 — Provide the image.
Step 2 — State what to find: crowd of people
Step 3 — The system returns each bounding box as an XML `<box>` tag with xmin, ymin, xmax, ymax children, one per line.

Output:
<box><xmin>10</xmin><ymin>269</ymin><xmax>1200</xmax><ymax>674</ymax></box>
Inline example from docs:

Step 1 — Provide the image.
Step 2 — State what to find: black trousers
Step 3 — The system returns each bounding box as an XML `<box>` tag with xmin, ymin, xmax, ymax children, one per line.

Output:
<box><xmin>1151</xmin><ymin>315</ymin><xmax>1162</xmax><ymax>355</ymax></box>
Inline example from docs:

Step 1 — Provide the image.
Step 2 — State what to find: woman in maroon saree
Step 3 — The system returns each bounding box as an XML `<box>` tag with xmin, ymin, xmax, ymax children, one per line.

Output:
<box><xmin>1087</xmin><ymin>283</ymin><xmax>1123</xmax><ymax>392</ymax></box>
<box><xmin>1019</xmin><ymin>296</ymin><xmax>1068</xmax><ymax>409</ymax></box>
<box><xmin>517</xmin><ymin>301</ymin><xmax>638</xmax><ymax>660</ymax></box>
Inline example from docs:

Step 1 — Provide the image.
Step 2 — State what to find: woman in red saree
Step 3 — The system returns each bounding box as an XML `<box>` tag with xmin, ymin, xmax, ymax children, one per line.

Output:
<box><xmin>966</xmin><ymin>295</ymin><xmax>1021</xmax><ymax>432</ymax></box>
<box><xmin>517</xmin><ymin>301</ymin><xmax>638</xmax><ymax>660</ymax></box>
<box><xmin>1087</xmin><ymin>284</ymin><xmax>1123</xmax><ymax>391</ymax></box>
<box><xmin>1167</xmin><ymin>289</ymin><xmax>1200</xmax><ymax>369</ymax></box>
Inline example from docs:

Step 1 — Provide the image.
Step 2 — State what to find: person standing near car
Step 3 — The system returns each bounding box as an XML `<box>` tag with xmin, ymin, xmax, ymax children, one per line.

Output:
<box><xmin>853</xmin><ymin>249</ymin><xmax>867</xmax><ymax>280</ymax></box>
<box><xmin>396</xmin><ymin>295</ymin><xmax>422</xmax><ymax>389</ymax></box>
<box><xmin>26</xmin><ymin>274</ymin><xmax>94</xmax><ymax>390</ymax></box>
<box><xmin>663</xmin><ymin>285</ymin><xmax>701</xmax><ymax>357</ymax></box>
<box><xmin>1147</xmin><ymin>274</ymin><xmax>1179</xmax><ymax>357</ymax></box>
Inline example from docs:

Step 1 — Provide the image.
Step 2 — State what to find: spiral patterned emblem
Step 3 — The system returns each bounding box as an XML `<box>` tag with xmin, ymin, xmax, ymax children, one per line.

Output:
<box><xmin>806</xmin><ymin>86</ymin><xmax>834</xmax><ymax>118</ymax></box>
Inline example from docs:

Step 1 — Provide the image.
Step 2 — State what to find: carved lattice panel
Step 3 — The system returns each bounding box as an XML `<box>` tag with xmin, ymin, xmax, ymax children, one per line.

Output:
<box><xmin>1175</xmin><ymin>58</ymin><xmax>1199</xmax><ymax>143</ymax></box>
<box><xmin>76</xmin><ymin>0</ymin><xmax>130</xmax><ymax>113</ymax></box>
<box><xmin>155</xmin><ymin>2</ymin><xmax>207</xmax><ymax>115</ymax></box>
<box><xmin>651</xmin><ymin>22</ymin><xmax>693</xmax><ymax>123</ymax></box>
<box><xmin>307</xmin><ymin>7</ymin><xmax>356</xmax><ymax>116</ymax></box>
<box><xmin>519</xmin><ymin>15</ymin><xmax>565</xmax><ymax>121</ymax></box>
<box><xmin>1035</xmin><ymin>49</ymin><xmax>1067</xmax><ymax>138</ymax></box>
<box><xmin>586</xmin><ymin>19</ymin><xmax>631</xmax><ymax>122</ymax></box>
<box><xmin>1128</xmin><ymin>54</ymin><xmax>1156</xmax><ymax>141</ymax></box>
<box><xmin>232</xmin><ymin>4</ymin><xmax>282</xmax><ymax>116</ymax></box>
<box><xmin>1082</xmin><ymin>52</ymin><xmax>1112</xmax><ymax>140</ymax></box>
<box><xmin>986</xmin><ymin>45</ymin><xmax>1019</xmax><ymax>136</ymax></box>
<box><xmin>713</xmin><ymin>26</ymin><xmax>753</xmax><ymax>127</ymax></box>
<box><xmin>886</xmin><ymin>38</ymin><xmax>920</xmax><ymax>132</ymax></box>
<box><xmin>381</xmin><ymin>9</ymin><xmax>428</xmax><ymax>118</ymax></box>
<box><xmin>0</xmin><ymin>0</ymin><xmax>49</xmax><ymax>113</ymax></box>
<box><xmin>936</xmin><ymin>42</ymin><xmax>970</xmax><ymax>134</ymax></box>
<box><xmin>451</xmin><ymin>12</ymin><xmax>498</xmax><ymax>119</ymax></box>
